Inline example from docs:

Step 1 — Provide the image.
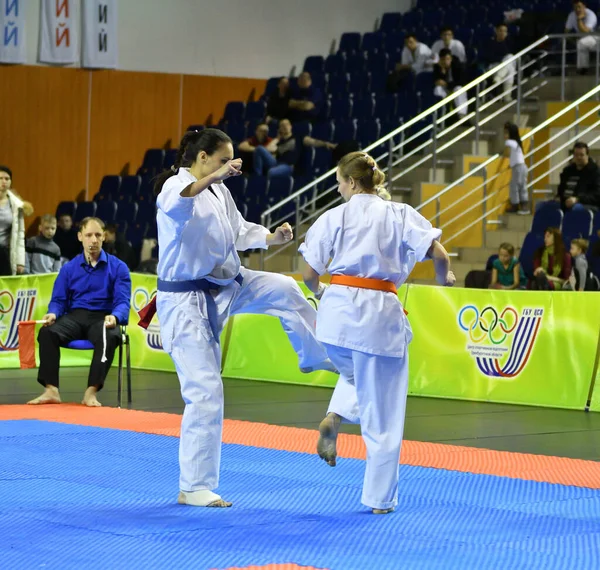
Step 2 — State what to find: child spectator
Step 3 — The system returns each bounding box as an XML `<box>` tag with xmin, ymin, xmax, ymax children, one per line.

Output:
<box><xmin>54</xmin><ymin>213</ymin><xmax>81</xmax><ymax>261</ymax></box>
<box><xmin>503</xmin><ymin>122</ymin><xmax>530</xmax><ymax>214</ymax></box>
<box><xmin>25</xmin><ymin>214</ymin><xmax>61</xmax><ymax>274</ymax></box>
<box><xmin>563</xmin><ymin>238</ymin><xmax>599</xmax><ymax>290</ymax></box>
<box><xmin>489</xmin><ymin>242</ymin><xmax>526</xmax><ymax>289</ymax></box>
<box><xmin>531</xmin><ymin>227</ymin><xmax>572</xmax><ymax>290</ymax></box>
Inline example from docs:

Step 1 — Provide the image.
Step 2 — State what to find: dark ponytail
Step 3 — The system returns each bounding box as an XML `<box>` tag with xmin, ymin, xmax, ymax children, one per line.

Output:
<box><xmin>153</xmin><ymin>128</ymin><xmax>232</xmax><ymax>195</ymax></box>
<box><xmin>504</xmin><ymin>121</ymin><xmax>524</xmax><ymax>151</ymax></box>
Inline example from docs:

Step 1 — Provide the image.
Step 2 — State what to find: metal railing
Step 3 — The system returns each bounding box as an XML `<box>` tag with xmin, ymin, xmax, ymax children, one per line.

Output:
<box><xmin>258</xmin><ymin>32</ymin><xmax>600</xmax><ymax>271</ymax></box>
<box><xmin>422</xmin><ymin>83</ymin><xmax>600</xmax><ymax>247</ymax></box>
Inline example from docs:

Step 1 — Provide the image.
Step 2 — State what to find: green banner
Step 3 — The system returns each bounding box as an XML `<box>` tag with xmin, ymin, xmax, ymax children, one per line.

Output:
<box><xmin>2</xmin><ymin>274</ymin><xmax>599</xmax><ymax>412</ymax></box>
<box><xmin>404</xmin><ymin>285</ymin><xmax>600</xmax><ymax>410</ymax></box>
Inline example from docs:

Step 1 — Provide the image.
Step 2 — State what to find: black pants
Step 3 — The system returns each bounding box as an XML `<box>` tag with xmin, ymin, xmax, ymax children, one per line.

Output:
<box><xmin>37</xmin><ymin>309</ymin><xmax>121</xmax><ymax>390</ymax></box>
<box><xmin>0</xmin><ymin>245</ymin><xmax>11</xmax><ymax>276</ymax></box>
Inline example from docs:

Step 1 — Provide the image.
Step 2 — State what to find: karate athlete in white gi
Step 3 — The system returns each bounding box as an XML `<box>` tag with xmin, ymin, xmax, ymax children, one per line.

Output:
<box><xmin>153</xmin><ymin>129</ymin><xmax>334</xmax><ymax>508</ymax></box>
<box><xmin>299</xmin><ymin>152</ymin><xmax>455</xmax><ymax>514</ymax></box>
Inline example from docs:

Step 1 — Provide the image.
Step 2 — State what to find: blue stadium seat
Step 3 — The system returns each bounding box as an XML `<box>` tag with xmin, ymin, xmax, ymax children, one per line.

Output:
<box><xmin>327</xmin><ymin>73</ymin><xmax>349</xmax><ymax>97</ymax></box>
<box><xmin>145</xmin><ymin>221</ymin><xmax>158</xmax><ymax>240</ymax></box>
<box><xmin>348</xmin><ymin>72</ymin><xmax>369</xmax><ymax>97</ymax></box>
<box><xmin>56</xmin><ymin>201</ymin><xmax>76</xmax><ymax>219</ymax></box>
<box><xmin>267</xmin><ymin>176</ymin><xmax>294</xmax><ymax>204</ymax></box>
<box><xmin>222</xmin><ymin>101</ymin><xmax>245</xmax><ymax>123</ymax></box>
<box><xmin>225</xmin><ymin>123</ymin><xmax>247</xmax><ymax>144</ymax></box>
<box><xmin>345</xmin><ymin>53</ymin><xmax>367</xmax><ymax>74</ymax></box>
<box><xmin>415</xmin><ymin>72</ymin><xmax>434</xmax><ymax>95</ymax></box>
<box><xmin>263</xmin><ymin>77</ymin><xmax>283</xmax><ymax>98</ymax></box>
<box><xmin>96</xmin><ymin>175</ymin><xmax>121</xmax><ymax>201</ymax></box>
<box><xmin>397</xmin><ymin>94</ymin><xmax>419</xmax><ymax>120</ymax></box>
<box><xmin>353</xmin><ymin>96</ymin><xmax>376</xmax><ymax>120</ymax></box>
<box><xmin>312</xmin><ymin>121</ymin><xmax>334</xmax><ymax>142</ymax></box>
<box><xmin>73</xmin><ymin>201</ymin><xmax>97</xmax><ymax>224</ymax></box>
<box><xmin>116</xmin><ymin>201</ymin><xmax>138</xmax><ymax>225</ymax></box>
<box><xmin>313</xmin><ymin>147</ymin><xmax>333</xmax><ymax>176</ymax></box>
<box><xmin>298</xmin><ymin>146</ymin><xmax>315</xmax><ymax>175</ymax></box>
<box><xmin>531</xmin><ymin>202</ymin><xmax>563</xmax><ymax>235</ymax></box>
<box><xmin>138</xmin><ymin>149</ymin><xmax>165</xmax><ymax>177</ymax></box>
<box><xmin>303</xmin><ymin>55</ymin><xmax>325</xmax><ymax>75</ymax></box>
<box><xmin>380</xmin><ymin>12</ymin><xmax>402</xmax><ymax>33</ymax></box>
<box><xmin>333</xmin><ymin>119</ymin><xmax>357</xmax><ymax>142</ymax></box>
<box><xmin>329</xmin><ymin>96</ymin><xmax>353</xmax><ymax>121</ymax></box>
<box><xmin>136</xmin><ymin>201</ymin><xmax>156</xmax><ymax>226</ymax></box>
<box><xmin>163</xmin><ymin>149</ymin><xmax>177</xmax><ymax>170</ymax></box>
<box><xmin>362</xmin><ymin>32</ymin><xmax>384</xmax><ymax>54</ymax></box>
<box><xmin>96</xmin><ymin>200</ymin><xmax>118</xmax><ymax>224</ymax></box>
<box><xmin>339</xmin><ymin>32</ymin><xmax>361</xmax><ymax>54</ymax></box>
<box><xmin>325</xmin><ymin>53</ymin><xmax>345</xmax><ymax>75</ymax></box>
<box><xmin>369</xmin><ymin>70</ymin><xmax>388</xmax><ymax>94</ymax></box>
<box><xmin>293</xmin><ymin>121</ymin><xmax>312</xmax><ymax>140</ymax></box>
<box><xmin>562</xmin><ymin>209</ymin><xmax>594</xmax><ymax>239</ymax></box>
<box><xmin>138</xmin><ymin>175</ymin><xmax>155</xmax><ymax>203</ymax></box>
<box><xmin>519</xmin><ymin>232</ymin><xmax>544</xmax><ymax>279</ymax></box>
<box><xmin>592</xmin><ymin>209</ymin><xmax>600</xmax><ymax>233</ymax></box>
<box><xmin>383</xmin><ymin>33</ymin><xmax>405</xmax><ymax>56</ymax></box>
<box><xmin>224</xmin><ymin>176</ymin><xmax>247</xmax><ymax>199</ymax></box>
<box><xmin>126</xmin><ymin>222</ymin><xmax>147</xmax><ymax>251</ymax></box>
<box><xmin>358</xmin><ymin>119</ymin><xmax>381</xmax><ymax>150</ymax></box>
<box><xmin>375</xmin><ymin>94</ymin><xmax>397</xmax><ymax>122</ymax></box>
<box><xmin>120</xmin><ymin>176</ymin><xmax>142</xmax><ymax>203</ymax></box>
<box><xmin>402</xmin><ymin>12</ymin><xmax>422</xmax><ymax>30</ymax></box>
<box><xmin>245</xmin><ymin>101</ymin><xmax>266</xmax><ymax>122</ymax></box>
<box><xmin>246</xmin><ymin>175</ymin><xmax>268</xmax><ymax>201</ymax></box>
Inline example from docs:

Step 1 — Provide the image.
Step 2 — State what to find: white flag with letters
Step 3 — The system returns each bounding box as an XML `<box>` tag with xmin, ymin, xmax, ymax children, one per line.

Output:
<box><xmin>82</xmin><ymin>0</ymin><xmax>117</xmax><ymax>69</ymax></box>
<box><xmin>0</xmin><ymin>0</ymin><xmax>27</xmax><ymax>64</ymax></box>
<box><xmin>39</xmin><ymin>0</ymin><xmax>78</xmax><ymax>64</ymax></box>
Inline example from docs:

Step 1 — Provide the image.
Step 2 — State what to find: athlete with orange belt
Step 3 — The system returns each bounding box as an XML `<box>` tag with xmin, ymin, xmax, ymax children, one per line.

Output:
<box><xmin>299</xmin><ymin>151</ymin><xmax>455</xmax><ymax>514</ymax></box>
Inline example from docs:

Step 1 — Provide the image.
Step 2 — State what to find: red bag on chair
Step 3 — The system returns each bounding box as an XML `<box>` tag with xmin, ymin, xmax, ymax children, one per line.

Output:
<box><xmin>18</xmin><ymin>321</ymin><xmax>38</xmax><ymax>369</ymax></box>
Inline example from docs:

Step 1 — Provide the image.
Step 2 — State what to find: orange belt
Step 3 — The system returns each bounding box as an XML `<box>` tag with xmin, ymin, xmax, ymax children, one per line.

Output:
<box><xmin>329</xmin><ymin>275</ymin><xmax>408</xmax><ymax>315</ymax></box>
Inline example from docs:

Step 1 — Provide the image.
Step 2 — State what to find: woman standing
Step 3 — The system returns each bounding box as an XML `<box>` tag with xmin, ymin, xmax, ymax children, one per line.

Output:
<box><xmin>0</xmin><ymin>166</ymin><xmax>25</xmax><ymax>276</ymax></box>
<box><xmin>153</xmin><ymin>129</ymin><xmax>333</xmax><ymax>509</ymax></box>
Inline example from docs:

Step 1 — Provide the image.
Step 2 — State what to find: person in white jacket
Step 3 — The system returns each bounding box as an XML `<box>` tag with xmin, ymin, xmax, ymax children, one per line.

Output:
<box><xmin>565</xmin><ymin>0</ymin><xmax>598</xmax><ymax>73</ymax></box>
<box><xmin>431</xmin><ymin>27</ymin><xmax>467</xmax><ymax>64</ymax></box>
<box><xmin>151</xmin><ymin>128</ymin><xmax>334</xmax><ymax>509</ymax></box>
<box><xmin>399</xmin><ymin>34</ymin><xmax>435</xmax><ymax>74</ymax></box>
<box><xmin>0</xmin><ymin>166</ymin><xmax>25</xmax><ymax>276</ymax></box>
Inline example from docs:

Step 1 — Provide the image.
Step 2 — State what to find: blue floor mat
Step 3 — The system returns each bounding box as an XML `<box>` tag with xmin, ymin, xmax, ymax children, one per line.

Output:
<box><xmin>0</xmin><ymin>420</ymin><xmax>599</xmax><ymax>570</ymax></box>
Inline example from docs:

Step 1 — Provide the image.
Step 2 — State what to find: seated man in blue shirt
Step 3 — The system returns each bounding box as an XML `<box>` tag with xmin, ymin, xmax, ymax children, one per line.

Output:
<box><xmin>27</xmin><ymin>217</ymin><xmax>131</xmax><ymax>407</ymax></box>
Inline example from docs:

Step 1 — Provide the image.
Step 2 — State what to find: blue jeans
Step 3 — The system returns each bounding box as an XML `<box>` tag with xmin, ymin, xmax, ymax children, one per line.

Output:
<box><xmin>253</xmin><ymin>146</ymin><xmax>293</xmax><ymax>177</ymax></box>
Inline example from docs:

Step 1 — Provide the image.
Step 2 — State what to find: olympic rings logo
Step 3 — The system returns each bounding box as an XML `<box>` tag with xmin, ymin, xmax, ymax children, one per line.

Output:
<box><xmin>132</xmin><ymin>287</ymin><xmax>156</xmax><ymax>312</ymax></box>
<box><xmin>458</xmin><ymin>305</ymin><xmax>518</xmax><ymax>345</ymax></box>
<box><xmin>0</xmin><ymin>290</ymin><xmax>15</xmax><ymax>321</ymax></box>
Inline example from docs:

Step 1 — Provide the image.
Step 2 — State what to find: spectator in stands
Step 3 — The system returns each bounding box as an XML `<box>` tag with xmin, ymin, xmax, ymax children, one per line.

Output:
<box><xmin>557</xmin><ymin>142</ymin><xmax>600</xmax><ymax>212</ymax></box>
<box><xmin>563</xmin><ymin>238</ymin><xmax>599</xmax><ymax>290</ymax></box>
<box><xmin>239</xmin><ymin>122</ymin><xmax>277</xmax><ymax>173</ymax></box>
<box><xmin>54</xmin><ymin>214</ymin><xmax>81</xmax><ymax>261</ymax></box>
<box><xmin>24</xmin><ymin>214</ymin><xmax>61</xmax><ymax>274</ymax></box>
<box><xmin>530</xmin><ymin>227</ymin><xmax>572</xmax><ymax>290</ymax></box>
<box><xmin>266</xmin><ymin>77</ymin><xmax>290</xmax><ymax>123</ymax></box>
<box><xmin>103</xmin><ymin>223</ymin><xmax>137</xmax><ymax>270</ymax></box>
<box><xmin>0</xmin><ymin>165</ymin><xmax>25</xmax><ymax>276</ymax></box>
<box><xmin>481</xmin><ymin>23</ymin><xmax>516</xmax><ymax>102</ymax></box>
<box><xmin>489</xmin><ymin>243</ymin><xmax>526</xmax><ymax>289</ymax></box>
<box><xmin>503</xmin><ymin>122</ymin><xmax>530</xmax><ymax>214</ymax></box>
<box><xmin>565</xmin><ymin>0</ymin><xmax>598</xmax><ymax>74</ymax></box>
<box><xmin>399</xmin><ymin>34</ymin><xmax>434</xmax><ymax>75</ymax></box>
<box><xmin>28</xmin><ymin>217</ymin><xmax>131</xmax><ymax>408</ymax></box>
<box><xmin>432</xmin><ymin>27</ymin><xmax>467</xmax><ymax>63</ymax></box>
<box><xmin>433</xmin><ymin>49</ymin><xmax>469</xmax><ymax>120</ymax></box>
<box><xmin>288</xmin><ymin>72</ymin><xmax>323</xmax><ymax>123</ymax></box>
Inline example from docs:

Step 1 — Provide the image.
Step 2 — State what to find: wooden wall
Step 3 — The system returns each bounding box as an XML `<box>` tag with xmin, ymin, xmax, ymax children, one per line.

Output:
<box><xmin>0</xmin><ymin>66</ymin><xmax>266</xmax><ymax>227</ymax></box>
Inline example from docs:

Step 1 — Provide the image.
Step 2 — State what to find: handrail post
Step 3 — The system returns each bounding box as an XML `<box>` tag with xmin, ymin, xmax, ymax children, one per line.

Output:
<box><xmin>475</xmin><ymin>82</ymin><xmax>481</xmax><ymax>155</ymax></box>
<box><xmin>516</xmin><ymin>55</ymin><xmax>523</xmax><ymax>124</ymax></box>
<box><xmin>259</xmin><ymin>214</ymin><xmax>266</xmax><ymax>271</ymax></box>
<box><xmin>561</xmin><ymin>37</ymin><xmax>566</xmax><ymax>101</ymax></box>
<box><xmin>482</xmin><ymin>167</ymin><xmax>488</xmax><ymax>247</ymax></box>
<box><xmin>596</xmin><ymin>39</ymin><xmax>600</xmax><ymax>101</ymax></box>
<box><xmin>575</xmin><ymin>105</ymin><xmax>580</xmax><ymax>137</ymax></box>
<box><xmin>432</xmin><ymin>108</ymin><xmax>438</xmax><ymax>172</ymax></box>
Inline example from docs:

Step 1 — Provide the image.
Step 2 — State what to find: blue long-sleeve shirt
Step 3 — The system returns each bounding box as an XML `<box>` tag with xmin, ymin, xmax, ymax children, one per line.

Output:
<box><xmin>48</xmin><ymin>250</ymin><xmax>131</xmax><ymax>324</ymax></box>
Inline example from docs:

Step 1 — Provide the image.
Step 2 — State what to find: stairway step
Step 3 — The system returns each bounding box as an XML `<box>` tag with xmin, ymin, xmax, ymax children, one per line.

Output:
<box><xmin>486</xmin><ymin>229</ymin><xmax>529</xmax><ymax>249</ymax></box>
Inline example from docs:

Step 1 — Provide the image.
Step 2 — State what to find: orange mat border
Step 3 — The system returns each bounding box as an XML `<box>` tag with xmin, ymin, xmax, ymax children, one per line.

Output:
<box><xmin>1</xmin><ymin>404</ymin><xmax>599</xmax><ymax>489</ymax></box>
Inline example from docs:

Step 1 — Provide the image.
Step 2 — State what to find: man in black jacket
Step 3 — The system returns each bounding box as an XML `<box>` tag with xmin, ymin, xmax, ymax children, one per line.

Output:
<box><xmin>433</xmin><ymin>48</ymin><xmax>468</xmax><ymax>120</ymax></box>
<box><xmin>557</xmin><ymin>142</ymin><xmax>600</xmax><ymax>212</ymax></box>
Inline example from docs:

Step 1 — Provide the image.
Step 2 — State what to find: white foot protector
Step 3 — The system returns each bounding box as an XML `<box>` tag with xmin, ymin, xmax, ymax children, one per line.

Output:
<box><xmin>177</xmin><ymin>489</ymin><xmax>232</xmax><ymax>507</ymax></box>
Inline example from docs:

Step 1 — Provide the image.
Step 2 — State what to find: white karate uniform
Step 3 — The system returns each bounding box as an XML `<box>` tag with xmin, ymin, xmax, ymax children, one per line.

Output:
<box><xmin>299</xmin><ymin>194</ymin><xmax>442</xmax><ymax>510</ymax></box>
<box><xmin>566</xmin><ymin>9</ymin><xmax>598</xmax><ymax>69</ymax></box>
<box><xmin>156</xmin><ymin>167</ymin><xmax>330</xmax><ymax>494</ymax></box>
<box><xmin>401</xmin><ymin>43</ymin><xmax>434</xmax><ymax>74</ymax></box>
<box><xmin>431</xmin><ymin>39</ymin><xmax>467</xmax><ymax>63</ymax></box>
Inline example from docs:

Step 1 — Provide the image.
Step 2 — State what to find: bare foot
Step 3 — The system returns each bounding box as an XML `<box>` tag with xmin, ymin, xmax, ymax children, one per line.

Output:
<box><xmin>373</xmin><ymin>507</ymin><xmax>395</xmax><ymax>515</ymax></box>
<box><xmin>27</xmin><ymin>386</ymin><xmax>61</xmax><ymax>405</ymax></box>
<box><xmin>317</xmin><ymin>412</ymin><xmax>341</xmax><ymax>467</ymax></box>
<box><xmin>177</xmin><ymin>490</ymin><xmax>232</xmax><ymax>508</ymax></box>
<box><xmin>82</xmin><ymin>387</ymin><xmax>102</xmax><ymax>407</ymax></box>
